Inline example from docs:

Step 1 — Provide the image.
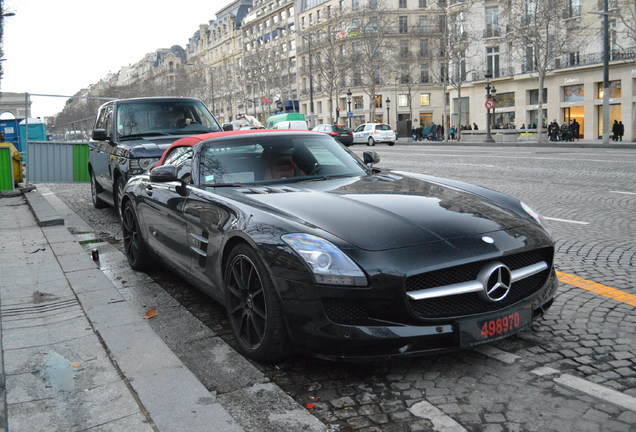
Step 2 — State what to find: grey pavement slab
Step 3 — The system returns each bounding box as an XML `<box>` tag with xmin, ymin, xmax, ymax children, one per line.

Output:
<box><xmin>0</xmin><ymin>194</ymin><xmax>247</xmax><ymax>432</ymax></box>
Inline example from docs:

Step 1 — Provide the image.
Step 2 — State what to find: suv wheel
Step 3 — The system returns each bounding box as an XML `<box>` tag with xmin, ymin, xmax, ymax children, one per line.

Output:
<box><xmin>114</xmin><ymin>176</ymin><xmax>126</xmax><ymax>220</ymax></box>
<box><xmin>90</xmin><ymin>171</ymin><xmax>108</xmax><ymax>209</ymax></box>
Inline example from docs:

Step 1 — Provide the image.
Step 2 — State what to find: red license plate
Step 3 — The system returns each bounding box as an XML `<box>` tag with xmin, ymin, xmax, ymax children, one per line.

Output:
<box><xmin>458</xmin><ymin>305</ymin><xmax>533</xmax><ymax>347</ymax></box>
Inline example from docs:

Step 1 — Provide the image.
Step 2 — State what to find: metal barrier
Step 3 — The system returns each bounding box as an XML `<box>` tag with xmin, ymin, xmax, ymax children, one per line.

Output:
<box><xmin>26</xmin><ymin>141</ymin><xmax>90</xmax><ymax>183</ymax></box>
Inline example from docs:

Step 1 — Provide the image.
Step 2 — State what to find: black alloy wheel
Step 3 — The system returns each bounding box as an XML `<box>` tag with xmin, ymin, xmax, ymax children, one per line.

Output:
<box><xmin>122</xmin><ymin>201</ymin><xmax>153</xmax><ymax>271</ymax></box>
<box><xmin>225</xmin><ymin>244</ymin><xmax>291</xmax><ymax>362</ymax></box>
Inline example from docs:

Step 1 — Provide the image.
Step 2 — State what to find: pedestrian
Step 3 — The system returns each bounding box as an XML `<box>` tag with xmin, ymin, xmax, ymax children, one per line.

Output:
<box><xmin>570</xmin><ymin>119</ymin><xmax>580</xmax><ymax>140</ymax></box>
<box><xmin>472</xmin><ymin>122</ymin><xmax>478</xmax><ymax>130</ymax></box>
<box><xmin>548</xmin><ymin>119</ymin><xmax>560</xmax><ymax>141</ymax></box>
<box><xmin>617</xmin><ymin>121</ymin><xmax>624</xmax><ymax>141</ymax></box>
<box><xmin>411</xmin><ymin>127</ymin><xmax>417</xmax><ymax>141</ymax></box>
<box><xmin>561</xmin><ymin>122</ymin><xmax>570</xmax><ymax>142</ymax></box>
<box><xmin>612</xmin><ymin>120</ymin><xmax>620</xmax><ymax>141</ymax></box>
<box><xmin>450</xmin><ymin>126</ymin><xmax>456</xmax><ymax>140</ymax></box>
<box><xmin>520</xmin><ymin>124</ymin><xmax>526</xmax><ymax>129</ymax></box>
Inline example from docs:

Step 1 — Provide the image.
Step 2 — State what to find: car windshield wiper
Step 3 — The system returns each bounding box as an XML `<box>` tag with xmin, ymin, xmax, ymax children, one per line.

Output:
<box><xmin>119</xmin><ymin>132</ymin><xmax>172</xmax><ymax>140</ymax></box>
<box><xmin>203</xmin><ymin>182</ymin><xmax>254</xmax><ymax>188</ymax></box>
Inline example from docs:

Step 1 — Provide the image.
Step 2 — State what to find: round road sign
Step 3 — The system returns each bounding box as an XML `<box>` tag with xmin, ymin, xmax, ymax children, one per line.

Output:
<box><xmin>485</xmin><ymin>99</ymin><xmax>495</xmax><ymax>110</ymax></box>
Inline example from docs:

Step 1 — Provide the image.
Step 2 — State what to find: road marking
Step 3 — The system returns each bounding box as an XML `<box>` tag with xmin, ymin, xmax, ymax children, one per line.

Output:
<box><xmin>610</xmin><ymin>190</ymin><xmax>636</xmax><ymax>195</ymax></box>
<box><xmin>408</xmin><ymin>400</ymin><xmax>467</xmax><ymax>431</ymax></box>
<box><xmin>556</xmin><ymin>271</ymin><xmax>636</xmax><ymax>307</ymax></box>
<box><xmin>531</xmin><ymin>367</ymin><xmax>636</xmax><ymax>412</ymax></box>
<box><xmin>473</xmin><ymin>345</ymin><xmax>520</xmax><ymax>364</ymax></box>
<box><xmin>543</xmin><ymin>217</ymin><xmax>589</xmax><ymax>225</ymax></box>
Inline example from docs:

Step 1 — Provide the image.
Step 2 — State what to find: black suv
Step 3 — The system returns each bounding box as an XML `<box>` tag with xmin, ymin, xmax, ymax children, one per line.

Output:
<box><xmin>88</xmin><ymin>97</ymin><xmax>222</xmax><ymax>216</ymax></box>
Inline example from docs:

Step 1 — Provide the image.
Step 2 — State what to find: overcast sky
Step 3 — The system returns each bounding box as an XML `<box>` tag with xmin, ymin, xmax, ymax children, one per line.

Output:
<box><xmin>2</xmin><ymin>0</ymin><xmax>229</xmax><ymax>118</ymax></box>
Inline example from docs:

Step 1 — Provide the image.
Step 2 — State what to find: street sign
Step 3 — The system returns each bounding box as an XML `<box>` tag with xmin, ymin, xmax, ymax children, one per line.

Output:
<box><xmin>348</xmin><ymin>112</ymin><xmax>353</xmax><ymax>118</ymax></box>
<box><xmin>485</xmin><ymin>99</ymin><xmax>495</xmax><ymax>110</ymax></box>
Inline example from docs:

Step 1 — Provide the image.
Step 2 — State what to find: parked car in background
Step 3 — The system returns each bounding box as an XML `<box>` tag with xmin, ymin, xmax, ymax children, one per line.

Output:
<box><xmin>88</xmin><ymin>97</ymin><xmax>222</xmax><ymax>218</ymax></box>
<box><xmin>120</xmin><ymin>129</ymin><xmax>557</xmax><ymax>362</ymax></box>
<box><xmin>353</xmin><ymin>123</ymin><xmax>396</xmax><ymax>146</ymax></box>
<box><xmin>312</xmin><ymin>124</ymin><xmax>354</xmax><ymax>146</ymax></box>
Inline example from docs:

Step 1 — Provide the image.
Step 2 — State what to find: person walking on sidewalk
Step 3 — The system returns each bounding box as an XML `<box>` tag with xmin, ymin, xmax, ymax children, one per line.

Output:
<box><xmin>612</xmin><ymin>120</ymin><xmax>620</xmax><ymax>141</ymax></box>
<box><xmin>617</xmin><ymin>121</ymin><xmax>624</xmax><ymax>141</ymax></box>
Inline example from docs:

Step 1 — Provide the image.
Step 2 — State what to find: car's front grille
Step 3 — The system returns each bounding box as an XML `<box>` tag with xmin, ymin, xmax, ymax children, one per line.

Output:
<box><xmin>406</xmin><ymin>248</ymin><xmax>553</xmax><ymax>319</ymax></box>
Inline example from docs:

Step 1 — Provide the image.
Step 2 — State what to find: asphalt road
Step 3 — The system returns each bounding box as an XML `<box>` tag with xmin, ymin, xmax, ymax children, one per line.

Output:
<box><xmin>41</xmin><ymin>144</ymin><xmax>636</xmax><ymax>432</ymax></box>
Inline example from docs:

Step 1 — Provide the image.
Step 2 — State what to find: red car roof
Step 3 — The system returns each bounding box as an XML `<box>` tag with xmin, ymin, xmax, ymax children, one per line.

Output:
<box><xmin>155</xmin><ymin>129</ymin><xmax>319</xmax><ymax>167</ymax></box>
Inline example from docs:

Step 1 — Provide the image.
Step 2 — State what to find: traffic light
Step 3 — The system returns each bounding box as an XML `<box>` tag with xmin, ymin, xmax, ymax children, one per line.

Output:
<box><xmin>336</xmin><ymin>108</ymin><xmax>341</xmax><ymax>118</ymax></box>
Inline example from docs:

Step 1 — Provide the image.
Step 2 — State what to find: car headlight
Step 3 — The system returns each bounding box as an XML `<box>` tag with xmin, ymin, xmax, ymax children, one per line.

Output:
<box><xmin>282</xmin><ymin>233</ymin><xmax>368</xmax><ymax>286</ymax></box>
<box><xmin>521</xmin><ymin>202</ymin><xmax>552</xmax><ymax>235</ymax></box>
<box><xmin>130</xmin><ymin>158</ymin><xmax>159</xmax><ymax>174</ymax></box>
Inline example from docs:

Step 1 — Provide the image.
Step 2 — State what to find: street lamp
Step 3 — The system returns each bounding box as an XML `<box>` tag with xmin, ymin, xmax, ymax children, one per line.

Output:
<box><xmin>385</xmin><ymin>97</ymin><xmax>390</xmax><ymax>124</ymax></box>
<box><xmin>346</xmin><ymin>89</ymin><xmax>352</xmax><ymax>128</ymax></box>
<box><xmin>484</xmin><ymin>72</ymin><xmax>495</xmax><ymax>143</ymax></box>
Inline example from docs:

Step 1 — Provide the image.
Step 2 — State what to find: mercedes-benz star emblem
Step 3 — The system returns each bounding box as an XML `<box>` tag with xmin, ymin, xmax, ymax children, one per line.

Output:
<box><xmin>477</xmin><ymin>262</ymin><xmax>512</xmax><ymax>302</ymax></box>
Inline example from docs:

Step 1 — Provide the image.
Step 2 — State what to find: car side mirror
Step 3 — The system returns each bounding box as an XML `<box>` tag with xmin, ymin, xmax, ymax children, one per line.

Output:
<box><xmin>222</xmin><ymin>123</ymin><xmax>234</xmax><ymax>131</ymax></box>
<box><xmin>149</xmin><ymin>165</ymin><xmax>179</xmax><ymax>183</ymax></box>
<box><xmin>92</xmin><ymin>129</ymin><xmax>108</xmax><ymax>141</ymax></box>
<box><xmin>363</xmin><ymin>151</ymin><xmax>380</xmax><ymax>166</ymax></box>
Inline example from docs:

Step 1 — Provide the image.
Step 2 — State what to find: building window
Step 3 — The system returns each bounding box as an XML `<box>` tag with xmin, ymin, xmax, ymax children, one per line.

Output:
<box><xmin>525</xmin><ymin>44</ymin><xmax>536</xmax><ymax>72</ymax></box>
<box><xmin>420</xmin><ymin>93</ymin><xmax>431</xmax><ymax>106</ymax></box>
<box><xmin>487</xmin><ymin>47</ymin><xmax>500</xmax><ymax>77</ymax></box>
<box><xmin>419</xmin><ymin>16</ymin><xmax>428</xmax><ymax>32</ymax></box>
<box><xmin>369</xmin><ymin>0</ymin><xmax>377</xmax><ymax>8</ymax></box>
<box><xmin>528</xmin><ymin>88</ymin><xmax>548</xmax><ymax>105</ymax></box>
<box><xmin>563</xmin><ymin>84</ymin><xmax>584</xmax><ymax>102</ymax></box>
<box><xmin>597</xmin><ymin>80</ymin><xmax>621</xmax><ymax>98</ymax></box>
<box><xmin>400</xmin><ymin>40</ymin><xmax>409</xmax><ymax>57</ymax></box>
<box><xmin>352</xmin><ymin>0</ymin><xmax>359</xmax><ymax>10</ymax></box>
<box><xmin>496</xmin><ymin>92</ymin><xmax>515</xmax><ymax>108</ymax></box>
<box><xmin>353</xmin><ymin>96</ymin><xmax>364</xmax><ymax>109</ymax></box>
<box><xmin>399</xmin><ymin>16</ymin><xmax>408</xmax><ymax>33</ymax></box>
<box><xmin>399</xmin><ymin>0</ymin><xmax>407</xmax><ymax>8</ymax></box>
<box><xmin>400</xmin><ymin>69</ymin><xmax>410</xmax><ymax>84</ymax></box>
<box><xmin>419</xmin><ymin>0</ymin><xmax>427</xmax><ymax>7</ymax></box>
<box><xmin>398</xmin><ymin>94</ymin><xmax>409</xmax><ymax>107</ymax></box>
<box><xmin>568</xmin><ymin>0</ymin><xmax>580</xmax><ymax>17</ymax></box>
<box><xmin>485</xmin><ymin>6</ymin><xmax>499</xmax><ymax>37</ymax></box>
<box><xmin>374</xmin><ymin>95</ymin><xmax>383</xmax><ymax>108</ymax></box>
<box><xmin>420</xmin><ymin>64</ymin><xmax>430</xmax><ymax>83</ymax></box>
<box><xmin>419</xmin><ymin>39</ymin><xmax>429</xmax><ymax>56</ymax></box>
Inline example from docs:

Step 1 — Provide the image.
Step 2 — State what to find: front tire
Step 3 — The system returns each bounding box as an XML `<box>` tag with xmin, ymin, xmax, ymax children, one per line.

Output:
<box><xmin>114</xmin><ymin>176</ymin><xmax>126</xmax><ymax>220</ymax></box>
<box><xmin>225</xmin><ymin>244</ymin><xmax>292</xmax><ymax>362</ymax></box>
<box><xmin>90</xmin><ymin>170</ymin><xmax>108</xmax><ymax>209</ymax></box>
<box><xmin>122</xmin><ymin>200</ymin><xmax>153</xmax><ymax>271</ymax></box>
<box><xmin>367</xmin><ymin>137</ymin><xmax>376</xmax><ymax>146</ymax></box>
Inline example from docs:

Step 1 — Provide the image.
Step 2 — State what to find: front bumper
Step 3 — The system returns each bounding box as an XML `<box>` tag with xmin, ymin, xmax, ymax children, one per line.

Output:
<box><xmin>275</xmin><ymin>269</ymin><xmax>558</xmax><ymax>361</ymax></box>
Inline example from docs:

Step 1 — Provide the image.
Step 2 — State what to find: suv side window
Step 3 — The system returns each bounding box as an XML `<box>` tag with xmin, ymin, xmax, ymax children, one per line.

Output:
<box><xmin>95</xmin><ymin>104</ymin><xmax>114</xmax><ymax>137</ymax></box>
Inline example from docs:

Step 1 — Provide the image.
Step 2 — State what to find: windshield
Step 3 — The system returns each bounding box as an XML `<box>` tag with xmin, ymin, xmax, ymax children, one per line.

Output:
<box><xmin>199</xmin><ymin>134</ymin><xmax>369</xmax><ymax>186</ymax></box>
<box><xmin>375</xmin><ymin>124</ymin><xmax>392</xmax><ymax>131</ymax></box>
<box><xmin>117</xmin><ymin>100</ymin><xmax>221</xmax><ymax>138</ymax></box>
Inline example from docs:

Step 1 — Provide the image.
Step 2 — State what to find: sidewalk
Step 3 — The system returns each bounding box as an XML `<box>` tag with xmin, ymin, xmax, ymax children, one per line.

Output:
<box><xmin>0</xmin><ymin>190</ymin><xmax>327</xmax><ymax>432</ymax></box>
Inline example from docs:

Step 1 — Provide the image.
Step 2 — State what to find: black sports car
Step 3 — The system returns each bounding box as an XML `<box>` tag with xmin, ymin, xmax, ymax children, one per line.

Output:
<box><xmin>121</xmin><ymin>129</ymin><xmax>557</xmax><ymax>362</ymax></box>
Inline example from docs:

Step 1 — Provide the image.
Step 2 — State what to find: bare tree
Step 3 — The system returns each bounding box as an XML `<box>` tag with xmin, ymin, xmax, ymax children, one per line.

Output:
<box><xmin>614</xmin><ymin>0</ymin><xmax>636</xmax><ymax>50</ymax></box>
<box><xmin>502</xmin><ymin>0</ymin><xmax>592</xmax><ymax>143</ymax></box>
<box><xmin>340</xmin><ymin>0</ymin><xmax>398</xmax><ymax>122</ymax></box>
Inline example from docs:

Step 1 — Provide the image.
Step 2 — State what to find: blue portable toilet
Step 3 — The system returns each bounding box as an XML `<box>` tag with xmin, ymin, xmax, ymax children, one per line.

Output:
<box><xmin>0</xmin><ymin>118</ymin><xmax>20</xmax><ymax>147</ymax></box>
<box><xmin>18</xmin><ymin>118</ymin><xmax>47</xmax><ymax>163</ymax></box>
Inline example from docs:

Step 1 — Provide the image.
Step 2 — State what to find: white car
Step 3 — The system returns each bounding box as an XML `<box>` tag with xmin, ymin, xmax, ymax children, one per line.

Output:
<box><xmin>352</xmin><ymin>123</ymin><xmax>396</xmax><ymax>146</ymax></box>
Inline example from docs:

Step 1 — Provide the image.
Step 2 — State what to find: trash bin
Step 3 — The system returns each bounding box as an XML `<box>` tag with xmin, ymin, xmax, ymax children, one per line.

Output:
<box><xmin>0</xmin><ymin>142</ymin><xmax>23</xmax><ymax>189</ymax></box>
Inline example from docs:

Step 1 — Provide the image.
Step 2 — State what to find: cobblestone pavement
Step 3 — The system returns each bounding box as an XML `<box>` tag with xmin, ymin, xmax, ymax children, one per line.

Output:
<box><xmin>39</xmin><ymin>145</ymin><xmax>635</xmax><ymax>431</ymax></box>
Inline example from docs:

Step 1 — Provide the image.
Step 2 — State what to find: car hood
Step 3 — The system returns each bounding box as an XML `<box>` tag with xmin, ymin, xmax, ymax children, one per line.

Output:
<box><xmin>120</xmin><ymin>136</ymin><xmax>179</xmax><ymax>158</ymax></box>
<box><xmin>231</xmin><ymin>173</ymin><xmax>533</xmax><ymax>251</ymax></box>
